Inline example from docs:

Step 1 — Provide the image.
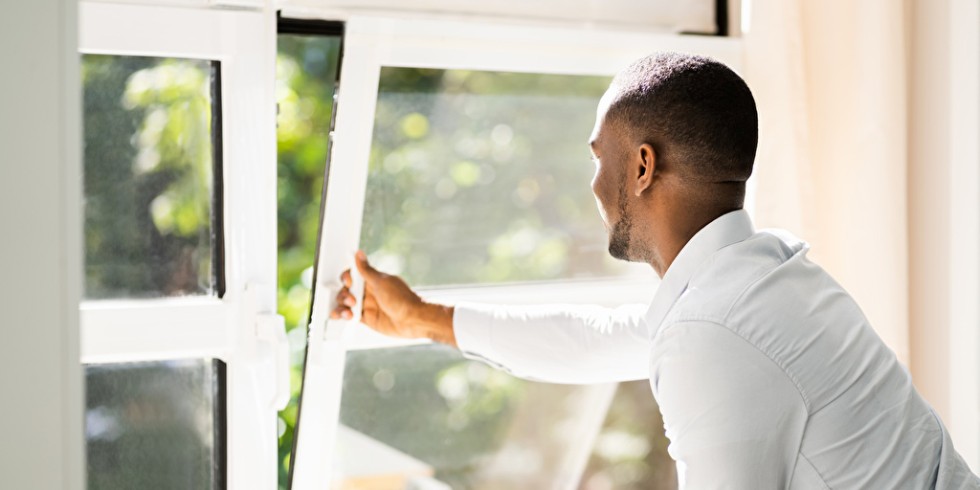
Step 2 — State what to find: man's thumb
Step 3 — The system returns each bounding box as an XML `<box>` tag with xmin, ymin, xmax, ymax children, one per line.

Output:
<box><xmin>354</xmin><ymin>250</ymin><xmax>380</xmax><ymax>282</ymax></box>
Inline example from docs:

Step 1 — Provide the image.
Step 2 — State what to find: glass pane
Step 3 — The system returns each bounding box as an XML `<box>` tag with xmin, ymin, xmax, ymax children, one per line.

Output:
<box><xmin>275</xmin><ymin>33</ymin><xmax>343</xmax><ymax>487</ymax></box>
<box><xmin>82</xmin><ymin>55</ymin><xmax>217</xmax><ymax>299</ymax></box>
<box><xmin>85</xmin><ymin>359</ymin><xmax>224</xmax><ymax>489</ymax></box>
<box><xmin>579</xmin><ymin>381</ymin><xmax>676</xmax><ymax>490</ymax></box>
<box><xmin>361</xmin><ymin>68</ymin><xmax>648</xmax><ymax>288</ymax></box>
<box><xmin>333</xmin><ymin>345</ymin><xmax>611</xmax><ymax>489</ymax></box>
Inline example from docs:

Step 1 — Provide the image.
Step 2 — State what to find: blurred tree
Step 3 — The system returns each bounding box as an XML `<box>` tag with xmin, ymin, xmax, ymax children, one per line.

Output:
<box><xmin>360</xmin><ymin>68</ymin><xmax>637</xmax><ymax>287</ymax></box>
<box><xmin>82</xmin><ymin>55</ymin><xmax>214</xmax><ymax>299</ymax></box>
<box><xmin>275</xmin><ymin>34</ymin><xmax>343</xmax><ymax>486</ymax></box>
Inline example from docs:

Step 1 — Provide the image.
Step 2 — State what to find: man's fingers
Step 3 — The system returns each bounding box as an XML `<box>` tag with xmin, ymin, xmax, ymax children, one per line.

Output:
<box><xmin>331</xmin><ymin>285</ymin><xmax>357</xmax><ymax>320</ymax></box>
<box><xmin>335</xmin><ymin>288</ymin><xmax>356</xmax><ymax>307</ymax></box>
<box><xmin>340</xmin><ymin>269</ymin><xmax>352</xmax><ymax>288</ymax></box>
<box><xmin>330</xmin><ymin>306</ymin><xmax>353</xmax><ymax>320</ymax></box>
<box><xmin>354</xmin><ymin>250</ymin><xmax>381</xmax><ymax>283</ymax></box>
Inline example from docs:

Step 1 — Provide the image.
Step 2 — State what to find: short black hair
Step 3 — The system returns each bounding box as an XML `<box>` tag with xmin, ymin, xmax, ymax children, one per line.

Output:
<box><xmin>606</xmin><ymin>52</ymin><xmax>758</xmax><ymax>183</ymax></box>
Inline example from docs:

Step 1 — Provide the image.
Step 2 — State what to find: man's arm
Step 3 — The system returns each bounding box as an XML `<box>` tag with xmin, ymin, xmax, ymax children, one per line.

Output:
<box><xmin>330</xmin><ymin>251</ymin><xmax>651</xmax><ymax>384</ymax></box>
<box><xmin>652</xmin><ymin>320</ymin><xmax>808</xmax><ymax>488</ymax></box>
<box><xmin>452</xmin><ymin>302</ymin><xmax>650</xmax><ymax>383</ymax></box>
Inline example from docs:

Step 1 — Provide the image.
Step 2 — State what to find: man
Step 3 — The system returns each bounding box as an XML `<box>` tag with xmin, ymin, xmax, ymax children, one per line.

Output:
<box><xmin>331</xmin><ymin>53</ymin><xmax>978</xmax><ymax>488</ymax></box>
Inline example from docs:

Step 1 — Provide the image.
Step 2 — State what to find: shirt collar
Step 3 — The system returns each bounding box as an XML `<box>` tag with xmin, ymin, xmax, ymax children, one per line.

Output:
<box><xmin>645</xmin><ymin>209</ymin><xmax>755</xmax><ymax>338</ymax></box>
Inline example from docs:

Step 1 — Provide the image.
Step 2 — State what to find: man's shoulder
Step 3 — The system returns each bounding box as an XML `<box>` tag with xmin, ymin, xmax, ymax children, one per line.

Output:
<box><xmin>656</xmin><ymin>228</ymin><xmax>870</xmax><ymax>405</ymax></box>
<box><xmin>663</xmin><ymin>229</ymin><xmax>810</xmax><ymax>329</ymax></box>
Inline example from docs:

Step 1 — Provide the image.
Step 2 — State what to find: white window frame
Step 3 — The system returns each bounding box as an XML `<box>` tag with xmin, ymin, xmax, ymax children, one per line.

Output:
<box><xmin>279</xmin><ymin>0</ymin><xmax>718</xmax><ymax>34</ymax></box>
<box><xmin>290</xmin><ymin>15</ymin><xmax>742</xmax><ymax>489</ymax></box>
<box><xmin>78</xmin><ymin>3</ymin><xmax>284</xmax><ymax>490</ymax></box>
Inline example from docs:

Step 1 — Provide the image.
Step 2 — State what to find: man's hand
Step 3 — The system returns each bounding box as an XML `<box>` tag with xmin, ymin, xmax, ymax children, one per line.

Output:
<box><xmin>330</xmin><ymin>251</ymin><xmax>457</xmax><ymax>347</ymax></box>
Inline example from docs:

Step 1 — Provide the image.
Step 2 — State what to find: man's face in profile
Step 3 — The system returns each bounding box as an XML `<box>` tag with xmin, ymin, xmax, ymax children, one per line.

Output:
<box><xmin>589</xmin><ymin>86</ymin><xmax>635</xmax><ymax>262</ymax></box>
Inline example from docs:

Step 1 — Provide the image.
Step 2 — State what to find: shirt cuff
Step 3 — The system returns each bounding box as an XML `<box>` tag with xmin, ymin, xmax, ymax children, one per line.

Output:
<box><xmin>452</xmin><ymin>302</ymin><xmax>503</xmax><ymax>367</ymax></box>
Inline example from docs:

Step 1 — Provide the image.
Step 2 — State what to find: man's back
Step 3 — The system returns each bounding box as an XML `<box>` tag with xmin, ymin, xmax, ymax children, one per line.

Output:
<box><xmin>651</xmin><ymin>216</ymin><xmax>975</xmax><ymax>488</ymax></box>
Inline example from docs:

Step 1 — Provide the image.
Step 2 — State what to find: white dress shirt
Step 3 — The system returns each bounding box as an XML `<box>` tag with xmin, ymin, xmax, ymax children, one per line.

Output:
<box><xmin>454</xmin><ymin>210</ymin><xmax>979</xmax><ymax>489</ymax></box>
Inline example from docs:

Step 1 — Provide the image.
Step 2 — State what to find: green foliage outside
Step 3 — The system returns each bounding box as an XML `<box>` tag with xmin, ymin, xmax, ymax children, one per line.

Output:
<box><xmin>82</xmin><ymin>55</ymin><xmax>214</xmax><ymax>300</ymax></box>
<box><xmin>275</xmin><ymin>34</ymin><xmax>343</xmax><ymax>486</ymax></box>
<box><xmin>360</xmin><ymin>68</ymin><xmax>634</xmax><ymax>286</ymax></box>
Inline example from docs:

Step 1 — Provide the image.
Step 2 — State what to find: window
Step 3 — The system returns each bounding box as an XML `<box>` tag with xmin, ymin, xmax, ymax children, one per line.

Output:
<box><xmin>79</xmin><ymin>4</ymin><xmax>283</xmax><ymax>490</ymax></box>
<box><xmin>290</xmin><ymin>15</ymin><xmax>742</xmax><ymax>490</ymax></box>
<box><xmin>362</xmin><ymin>68</ymin><xmax>646</xmax><ymax>287</ymax></box>
<box><xmin>275</xmin><ymin>19</ymin><xmax>344</xmax><ymax>487</ymax></box>
<box><xmin>81</xmin><ymin>51</ymin><xmax>226</xmax><ymax>487</ymax></box>
<box><xmin>334</xmin><ymin>345</ymin><xmax>611</xmax><ymax>488</ymax></box>
<box><xmin>85</xmin><ymin>359</ymin><xmax>225</xmax><ymax>489</ymax></box>
<box><xmin>321</xmin><ymin>66</ymin><xmax>648</xmax><ymax>489</ymax></box>
<box><xmin>82</xmin><ymin>55</ymin><xmax>219</xmax><ymax>300</ymax></box>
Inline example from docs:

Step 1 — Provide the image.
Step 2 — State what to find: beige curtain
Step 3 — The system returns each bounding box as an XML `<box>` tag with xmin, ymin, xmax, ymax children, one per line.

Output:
<box><xmin>743</xmin><ymin>0</ymin><xmax>910</xmax><ymax>364</ymax></box>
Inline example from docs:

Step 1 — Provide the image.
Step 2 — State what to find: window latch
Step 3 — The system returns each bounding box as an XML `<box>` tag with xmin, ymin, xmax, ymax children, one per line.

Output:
<box><xmin>256</xmin><ymin>312</ymin><xmax>290</xmax><ymax>410</ymax></box>
<box><xmin>246</xmin><ymin>282</ymin><xmax>290</xmax><ymax>411</ymax></box>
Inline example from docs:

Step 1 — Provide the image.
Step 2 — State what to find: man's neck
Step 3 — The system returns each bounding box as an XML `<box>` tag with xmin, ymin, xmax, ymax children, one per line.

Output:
<box><xmin>645</xmin><ymin>199</ymin><xmax>742</xmax><ymax>277</ymax></box>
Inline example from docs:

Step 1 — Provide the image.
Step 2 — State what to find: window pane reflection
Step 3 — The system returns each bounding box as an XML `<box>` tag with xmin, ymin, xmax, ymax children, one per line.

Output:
<box><xmin>334</xmin><ymin>344</ymin><xmax>611</xmax><ymax>489</ymax></box>
<box><xmin>361</xmin><ymin>68</ymin><xmax>649</xmax><ymax>288</ymax></box>
<box><xmin>82</xmin><ymin>55</ymin><xmax>217</xmax><ymax>299</ymax></box>
<box><xmin>85</xmin><ymin>359</ymin><xmax>224</xmax><ymax>489</ymax></box>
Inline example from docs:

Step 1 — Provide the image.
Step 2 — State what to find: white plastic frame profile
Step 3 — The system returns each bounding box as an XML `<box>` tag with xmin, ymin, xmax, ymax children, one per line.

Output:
<box><xmin>290</xmin><ymin>15</ymin><xmax>743</xmax><ymax>490</ymax></box>
<box><xmin>78</xmin><ymin>3</ymin><xmax>281</xmax><ymax>489</ymax></box>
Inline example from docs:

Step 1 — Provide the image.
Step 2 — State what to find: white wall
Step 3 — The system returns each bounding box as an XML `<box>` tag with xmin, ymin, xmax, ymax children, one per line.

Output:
<box><xmin>0</xmin><ymin>1</ymin><xmax>84</xmax><ymax>488</ymax></box>
<box><xmin>908</xmin><ymin>0</ymin><xmax>980</xmax><ymax>472</ymax></box>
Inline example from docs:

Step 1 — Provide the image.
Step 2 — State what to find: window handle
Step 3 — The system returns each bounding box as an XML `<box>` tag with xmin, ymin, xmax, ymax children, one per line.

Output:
<box><xmin>313</xmin><ymin>256</ymin><xmax>364</xmax><ymax>345</ymax></box>
<box><xmin>348</xmin><ymin>263</ymin><xmax>365</xmax><ymax>325</ymax></box>
<box><xmin>246</xmin><ymin>281</ymin><xmax>290</xmax><ymax>411</ymax></box>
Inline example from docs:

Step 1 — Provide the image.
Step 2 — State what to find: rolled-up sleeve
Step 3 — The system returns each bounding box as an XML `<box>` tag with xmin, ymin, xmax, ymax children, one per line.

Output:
<box><xmin>453</xmin><ymin>302</ymin><xmax>650</xmax><ymax>384</ymax></box>
<box><xmin>651</xmin><ymin>321</ymin><xmax>808</xmax><ymax>489</ymax></box>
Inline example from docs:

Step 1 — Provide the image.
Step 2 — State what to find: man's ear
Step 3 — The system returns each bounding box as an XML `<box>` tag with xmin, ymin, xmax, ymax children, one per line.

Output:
<box><xmin>635</xmin><ymin>143</ymin><xmax>656</xmax><ymax>196</ymax></box>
